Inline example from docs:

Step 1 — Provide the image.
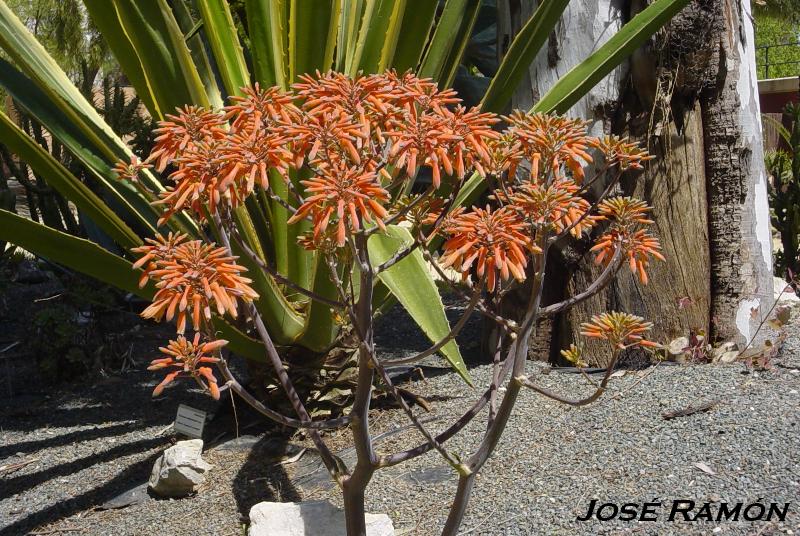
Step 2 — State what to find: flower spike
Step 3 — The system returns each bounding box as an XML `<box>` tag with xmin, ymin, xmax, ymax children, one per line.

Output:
<box><xmin>440</xmin><ymin>206</ymin><xmax>539</xmax><ymax>292</ymax></box>
<box><xmin>148</xmin><ymin>334</ymin><xmax>226</xmax><ymax>399</ymax></box>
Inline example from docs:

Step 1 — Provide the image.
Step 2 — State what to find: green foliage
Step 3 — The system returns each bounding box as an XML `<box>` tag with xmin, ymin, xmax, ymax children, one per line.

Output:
<box><xmin>754</xmin><ymin>0</ymin><xmax>800</xmax><ymax>24</ymax></box>
<box><xmin>24</xmin><ymin>273</ymin><xmax>120</xmax><ymax>381</ymax></box>
<box><xmin>2</xmin><ymin>0</ymin><xmax>110</xmax><ymax>86</ymax></box>
<box><xmin>767</xmin><ymin>103</ymin><xmax>800</xmax><ymax>275</ymax></box>
<box><xmin>754</xmin><ymin>13</ymin><xmax>800</xmax><ymax>79</ymax></box>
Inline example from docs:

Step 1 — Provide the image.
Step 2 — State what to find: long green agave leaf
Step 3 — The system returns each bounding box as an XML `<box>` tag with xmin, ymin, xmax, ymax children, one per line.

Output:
<box><xmin>296</xmin><ymin>256</ymin><xmax>342</xmax><ymax>352</ymax></box>
<box><xmin>336</xmin><ymin>0</ymin><xmax>364</xmax><ymax>72</ymax></box>
<box><xmin>196</xmin><ymin>0</ymin><xmax>251</xmax><ymax>97</ymax></box>
<box><xmin>369</xmin><ymin>226</ymin><xmax>471</xmax><ymax>384</ymax></box>
<box><xmin>0</xmin><ymin>209</ymin><xmax>148</xmax><ymax>295</ymax></box>
<box><xmin>225</xmin><ymin>231</ymin><xmax>306</xmax><ymax>345</ymax></box>
<box><xmin>438</xmin><ymin>0</ymin><xmax>482</xmax><ymax>89</ymax></box>
<box><xmin>172</xmin><ymin>0</ymin><xmax>225</xmax><ymax>108</ymax></box>
<box><xmin>0</xmin><ymin>112</ymin><xmax>142</xmax><ymax>250</ymax></box>
<box><xmin>246</xmin><ymin>0</ymin><xmax>280</xmax><ymax>87</ymax></box>
<box><xmin>418</xmin><ymin>0</ymin><xmax>479</xmax><ymax>81</ymax></box>
<box><xmin>85</xmin><ymin>0</ymin><xmax>210</xmax><ymax>111</ymax></box>
<box><xmin>0</xmin><ymin>0</ymin><xmax>146</xmax><ymax>164</ymax></box>
<box><xmin>391</xmin><ymin>0</ymin><xmax>438</xmax><ymax>72</ymax></box>
<box><xmin>289</xmin><ymin>0</ymin><xmax>340</xmax><ymax>81</ymax></box>
<box><xmin>480</xmin><ymin>0</ymin><xmax>570</xmax><ymax>112</ymax></box>
<box><xmin>0</xmin><ymin>58</ymin><xmax>160</xmax><ymax>236</ymax></box>
<box><xmin>285</xmin><ymin>189</ymin><xmax>314</xmax><ymax>295</ymax></box>
<box><xmin>81</xmin><ymin>2</ymin><xmax>161</xmax><ymax>119</ymax></box>
<box><xmin>246</xmin><ymin>0</ymin><xmax>290</xmax><ymax>89</ymax></box>
<box><xmin>532</xmin><ymin>0</ymin><xmax>691</xmax><ymax>114</ymax></box>
<box><xmin>0</xmin><ymin>209</ymin><xmax>265</xmax><ymax>360</ymax></box>
<box><xmin>350</xmin><ymin>0</ymin><xmax>407</xmax><ymax>75</ymax></box>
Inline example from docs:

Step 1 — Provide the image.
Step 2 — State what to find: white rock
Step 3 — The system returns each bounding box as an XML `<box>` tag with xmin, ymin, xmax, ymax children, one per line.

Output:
<box><xmin>148</xmin><ymin>439</ymin><xmax>212</xmax><ymax>497</ymax></box>
<box><xmin>668</xmin><ymin>337</ymin><xmax>689</xmax><ymax>356</ymax></box>
<box><xmin>248</xmin><ymin>500</ymin><xmax>394</xmax><ymax>536</ymax></box>
<box><xmin>712</xmin><ymin>341</ymin><xmax>740</xmax><ymax>364</ymax></box>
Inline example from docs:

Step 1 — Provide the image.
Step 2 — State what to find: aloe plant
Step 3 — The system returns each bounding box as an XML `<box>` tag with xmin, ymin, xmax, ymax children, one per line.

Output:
<box><xmin>0</xmin><ymin>0</ymin><xmax>690</xmax><ymax>377</ymax></box>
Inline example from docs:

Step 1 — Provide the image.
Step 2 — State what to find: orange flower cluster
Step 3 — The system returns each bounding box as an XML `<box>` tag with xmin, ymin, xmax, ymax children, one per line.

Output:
<box><xmin>149</xmin><ymin>105</ymin><xmax>228</xmax><ymax>172</ymax></box>
<box><xmin>148</xmin><ymin>334</ymin><xmax>227</xmax><ymax>399</ymax></box>
<box><xmin>505</xmin><ymin>112</ymin><xmax>594</xmax><ymax>181</ymax></box>
<box><xmin>484</xmin><ymin>134</ymin><xmax>524</xmax><ymax>178</ymax></box>
<box><xmin>114</xmin><ymin>71</ymin><xmax>505</xmax><ymax>246</ymax></box>
<box><xmin>386</xmin><ymin>105</ymin><xmax>500</xmax><ymax>186</ymax></box>
<box><xmin>580</xmin><ymin>312</ymin><xmax>658</xmax><ymax>349</ymax></box>
<box><xmin>131</xmin><ymin>232</ymin><xmax>188</xmax><ymax>287</ymax></box>
<box><xmin>596</xmin><ymin>136</ymin><xmax>654</xmax><ymax>171</ymax></box>
<box><xmin>134</xmin><ymin>237</ymin><xmax>258</xmax><ymax>334</ymax></box>
<box><xmin>591</xmin><ymin>197</ymin><xmax>665</xmax><ymax>284</ymax></box>
<box><xmin>500</xmin><ymin>179</ymin><xmax>598</xmax><ymax>238</ymax></box>
<box><xmin>434</xmin><ymin>105</ymin><xmax>661</xmax><ymax>291</ymax></box>
<box><xmin>440</xmin><ymin>206</ymin><xmax>538</xmax><ymax>291</ymax></box>
<box><xmin>289</xmin><ymin>163</ymin><xmax>389</xmax><ymax>246</ymax></box>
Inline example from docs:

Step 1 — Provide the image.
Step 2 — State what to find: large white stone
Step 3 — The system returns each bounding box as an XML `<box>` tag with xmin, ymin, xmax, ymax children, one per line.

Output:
<box><xmin>148</xmin><ymin>439</ymin><xmax>212</xmax><ymax>497</ymax></box>
<box><xmin>248</xmin><ymin>500</ymin><xmax>394</xmax><ymax>536</ymax></box>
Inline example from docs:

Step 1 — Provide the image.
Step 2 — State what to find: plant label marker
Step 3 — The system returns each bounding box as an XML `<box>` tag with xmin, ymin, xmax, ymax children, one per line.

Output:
<box><xmin>174</xmin><ymin>404</ymin><xmax>206</xmax><ymax>439</ymax></box>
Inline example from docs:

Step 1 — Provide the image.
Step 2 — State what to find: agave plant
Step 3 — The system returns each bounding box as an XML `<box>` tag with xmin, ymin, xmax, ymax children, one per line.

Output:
<box><xmin>0</xmin><ymin>0</ymin><xmax>689</xmax><ymax>385</ymax></box>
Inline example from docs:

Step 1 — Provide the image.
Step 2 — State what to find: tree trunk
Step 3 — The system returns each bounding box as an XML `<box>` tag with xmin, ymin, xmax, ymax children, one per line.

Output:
<box><xmin>700</xmin><ymin>0</ymin><xmax>775</xmax><ymax>345</ymax></box>
<box><xmin>497</xmin><ymin>0</ymin><xmax>773</xmax><ymax>363</ymax></box>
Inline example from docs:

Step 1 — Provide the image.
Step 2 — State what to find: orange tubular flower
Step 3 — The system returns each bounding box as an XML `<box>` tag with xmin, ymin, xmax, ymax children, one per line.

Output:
<box><xmin>505</xmin><ymin>112</ymin><xmax>595</xmax><ymax>182</ymax></box>
<box><xmin>440</xmin><ymin>206</ymin><xmax>538</xmax><ymax>291</ymax></box>
<box><xmin>503</xmin><ymin>179</ymin><xmax>598</xmax><ymax>237</ymax></box>
<box><xmin>154</xmin><ymin>141</ymin><xmax>227</xmax><ymax>224</ymax></box>
<box><xmin>294</xmin><ymin>71</ymin><xmax>394</xmax><ymax>120</ymax></box>
<box><xmin>580</xmin><ymin>311</ymin><xmax>657</xmax><ymax>349</ymax></box>
<box><xmin>439</xmin><ymin>106</ymin><xmax>501</xmax><ymax>178</ymax></box>
<box><xmin>113</xmin><ymin>155</ymin><xmax>151</xmax><ymax>183</ymax></box>
<box><xmin>224</xmin><ymin>83</ymin><xmax>301</xmax><ymax>133</ymax></box>
<box><xmin>597</xmin><ymin>196</ymin><xmax>654</xmax><ymax>225</ymax></box>
<box><xmin>596</xmin><ymin>135</ymin><xmax>654</xmax><ymax>171</ymax></box>
<box><xmin>138</xmin><ymin>239</ymin><xmax>258</xmax><ymax>334</ymax></box>
<box><xmin>219</xmin><ymin>128</ymin><xmax>294</xmax><ymax>199</ymax></box>
<box><xmin>131</xmin><ymin>232</ymin><xmax>189</xmax><ymax>288</ymax></box>
<box><xmin>288</xmin><ymin>161</ymin><xmax>390</xmax><ymax>246</ymax></box>
<box><xmin>386</xmin><ymin>106</ymin><xmax>499</xmax><ymax>187</ymax></box>
<box><xmin>591</xmin><ymin>229</ymin><xmax>666</xmax><ymax>285</ymax></box>
<box><xmin>485</xmin><ymin>134</ymin><xmax>524</xmax><ymax>179</ymax></box>
<box><xmin>148</xmin><ymin>333</ymin><xmax>227</xmax><ymax>399</ymax></box>
<box><xmin>285</xmin><ymin>111</ymin><xmax>369</xmax><ymax>169</ymax></box>
<box><xmin>591</xmin><ymin>197</ymin><xmax>664</xmax><ymax>284</ymax></box>
<box><xmin>381</xmin><ymin>70</ymin><xmax>460</xmax><ymax>113</ymax></box>
<box><xmin>148</xmin><ymin>106</ymin><xmax>227</xmax><ymax>172</ymax></box>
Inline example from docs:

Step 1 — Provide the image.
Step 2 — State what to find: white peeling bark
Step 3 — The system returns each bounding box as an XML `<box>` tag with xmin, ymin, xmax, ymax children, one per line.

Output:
<box><xmin>703</xmin><ymin>0</ymin><xmax>774</xmax><ymax>345</ymax></box>
<box><xmin>735</xmin><ymin>0</ymin><xmax>775</xmax><ymax>342</ymax></box>
<box><xmin>499</xmin><ymin>0</ymin><xmax>627</xmax><ymax>127</ymax></box>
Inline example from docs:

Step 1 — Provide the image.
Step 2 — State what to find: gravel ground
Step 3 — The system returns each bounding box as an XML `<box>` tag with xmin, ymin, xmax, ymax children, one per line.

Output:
<box><xmin>2</xmin><ymin>307</ymin><xmax>799</xmax><ymax>535</ymax></box>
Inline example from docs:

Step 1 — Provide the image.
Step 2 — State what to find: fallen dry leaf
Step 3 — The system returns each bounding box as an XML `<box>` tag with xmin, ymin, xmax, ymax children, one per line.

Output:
<box><xmin>694</xmin><ymin>462</ymin><xmax>716</xmax><ymax>475</ymax></box>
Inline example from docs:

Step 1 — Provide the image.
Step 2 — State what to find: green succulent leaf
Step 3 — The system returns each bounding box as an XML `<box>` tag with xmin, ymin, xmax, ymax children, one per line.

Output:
<box><xmin>0</xmin><ymin>111</ymin><xmax>142</xmax><ymax>250</ymax></box>
<box><xmin>350</xmin><ymin>0</ymin><xmax>407</xmax><ymax>74</ymax></box>
<box><xmin>289</xmin><ymin>0</ymin><xmax>340</xmax><ymax>80</ymax></box>
<box><xmin>369</xmin><ymin>226</ymin><xmax>471</xmax><ymax>384</ymax></box>
<box><xmin>196</xmin><ymin>0</ymin><xmax>251</xmax><ymax>96</ymax></box>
